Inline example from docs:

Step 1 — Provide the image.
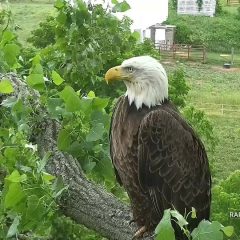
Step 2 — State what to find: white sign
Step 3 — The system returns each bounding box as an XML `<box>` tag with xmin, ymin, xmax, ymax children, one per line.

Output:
<box><xmin>177</xmin><ymin>0</ymin><xmax>216</xmax><ymax>17</ymax></box>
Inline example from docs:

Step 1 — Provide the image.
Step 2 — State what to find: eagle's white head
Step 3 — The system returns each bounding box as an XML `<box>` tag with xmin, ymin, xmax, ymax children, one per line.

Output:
<box><xmin>105</xmin><ymin>56</ymin><xmax>168</xmax><ymax>109</ymax></box>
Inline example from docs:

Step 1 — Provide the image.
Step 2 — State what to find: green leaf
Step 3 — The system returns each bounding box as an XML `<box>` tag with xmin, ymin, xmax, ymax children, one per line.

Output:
<box><xmin>94</xmin><ymin>158</ymin><xmax>114</xmax><ymax>182</ymax></box>
<box><xmin>0</xmin><ymin>31</ymin><xmax>15</xmax><ymax>45</ymax></box>
<box><xmin>55</xmin><ymin>0</ymin><xmax>65</xmax><ymax>9</ymax></box>
<box><xmin>88</xmin><ymin>90</ymin><xmax>95</xmax><ymax>98</ymax></box>
<box><xmin>23</xmin><ymin>195</ymin><xmax>46</xmax><ymax>229</ymax></box>
<box><xmin>77</xmin><ymin>0</ymin><xmax>88</xmax><ymax>12</ymax></box>
<box><xmin>0</xmin><ymin>128</ymin><xmax>9</xmax><ymax>137</ymax></box>
<box><xmin>30</xmin><ymin>63</ymin><xmax>43</xmax><ymax>74</ymax></box>
<box><xmin>57</xmin><ymin>129</ymin><xmax>71</xmax><ymax>151</ymax></box>
<box><xmin>47</xmin><ymin>98</ymin><xmax>64</xmax><ymax>118</ymax></box>
<box><xmin>132</xmin><ymin>31</ymin><xmax>141</xmax><ymax>41</ymax></box>
<box><xmin>5</xmin><ymin>170</ymin><xmax>27</xmax><ymax>183</ymax></box>
<box><xmin>6</xmin><ymin>215</ymin><xmax>21</xmax><ymax>238</ymax></box>
<box><xmin>12</xmin><ymin>99</ymin><xmax>24</xmax><ymax>113</ymax></box>
<box><xmin>112</xmin><ymin>1</ymin><xmax>131</xmax><ymax>12</ymax></box>
<box><xmin>37</xmin><ymin>152</ymin><xmax>51</xmax><ymax>173</ymax></box>
<box><xmin>3</xmin><ymin>44</ymin><xmax>20</xmax><ymax>67</ymax></box>
<box><xmin>1</xmin><ymin>96</ymin><xmax>17</xmax><ymax>108</ymax></box>
<box><xmin>92</xmin><ymin>98</ymin><xmax>109</xmax><ymax>110</ymax></box>
<box><xmin>59</xmin><ymin>86</ymin><xmax>81</xmax><ymax>112</ymax></box>
<box><xmin>4</xmin><ymin>147</ymin><xmax>18</xmax><ymax>162</ymax></box>
<box><xmin>4</xmin><ymin>183</ymin><xmax>25</xmax><ymax>209</ymax></box>
<box><xmin>82</xmin><ymin>160</ymin><xmax>96</xmax><ymax>173</ymax></box>
<box><xmin>52</xmin><ymin>70</ymin><xmax>64</xmax><ymax>86</ymax></box>
<box><xmin>66</xmin><ymin>141</ymin><xmax>82</xmax><ymax>157</ymax></box>
<box><xmin>79</xmin><ymin>98</ymin><xmax>92</xmax><ymax>113</ymax></box>
<box><xmin>26</xmin><ymin>73</ymin><xmax>45</xmax><ymax>91</ymax></box>
<box><xmin>191</xmin><ymin>207</ymin><xmax>197</xmax><ymax>219</ymax></box>
<box><xmin>221</xmin><ymin>226</ymin><xmax>234</xmax><ymax>237</ymax></box>
<box><xmin>170</xmin><ymin>209</ymin><xmax>188</xmax><ymax>229</ymax></box>
<box><xmin>191</xmin><ymin>221</ymin><xmax>223</xmax><ymax>240</ymax></box>
<box><xmin>0</xmin><ymin>79</ymin><xmax>14</xmax><ymax>94</ymax></box>
<box><xmin>42</xmin><ymin>172</ymin><xmax>56</xmax><ymax>183</ymax></box>
<box><xmin>111</xmin><ymin>0</ymin><xmax>118</xmax><ymax>4</ymax></box>
<box><xmin>56</xmin><ymin>11</ymin><xmax>67</xmax><ymax>25</ymax></box>
<box><xmin>32</xmin><ymin>54</ymin><xmax>42</xmax><ymax>65</ymax></box>
<box><xmin>52</xmin><ymin>177</ymin><xmax>68</xmax><ymax>198</ymax></box>
<box><xmin>86</xmin><ymin>123</ymin><xmax>105</xmax><ymax>142</ymax></box>
<box><xmin>91</xmin><ymin>110</ymin><xmax>109</xmax><ymax>126</ymax></box>
<box><xmin>155</xmin><ymin>209</ymin><xmax>175</xmax><ymax>240</ymax></box>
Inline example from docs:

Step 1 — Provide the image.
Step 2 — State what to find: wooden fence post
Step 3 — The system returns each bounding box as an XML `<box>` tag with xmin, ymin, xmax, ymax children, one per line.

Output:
<box><xmin>173</xmin><ymin>44</ymin><xmax>175</xmax><ymax>59</ymax></box>
<box><xmin>203</xmin><ymin>47</ymin><xmax>206</xmax><ymax>64</ymax></box>
<box><xmin>231</xmin><ymin>47</ymin><xmax>234</xmax><ymax>65</ymax></box>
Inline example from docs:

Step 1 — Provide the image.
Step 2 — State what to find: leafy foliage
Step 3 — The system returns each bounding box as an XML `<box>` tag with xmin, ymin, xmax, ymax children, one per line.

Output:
<box><xmin>170</xmin><ymin>0</ymin><xmax>178</xmax><ymax>10</ymax></box>
<box><xmin>155</xmin><ymin>209</ymin><xmax>175</xmax><ymax>240</ymax></box>
<box><xmin>0</xmin><ymin>30</ymin><xmax>21</xmax><ymax>72</ymax></box>
<box><xmin>155</xmin><ymin>209</ymin><xmax>235</xmax><ymax>240</ymax></box>
<box><xmin>0</xmin><ymin>99</ymin><xmax>63</xmax><ymax>238</ymax></box>
<box><xmin>0</xmin><ymin>10</ymin><xmax>22</xmax><ymax>72</ymax></box>
<box><xmin>183</xmin><ymin>106</ymin><xmax>218</xmax><ymax>153</ymax></box>
<box><xmin>27</xmin><ymin>16</ymin><xmax>56</xmax><ymax>48</ymax></box>
<box><xmin>51</xmin><ymin>216</ymin><xmax>104</xmax><ymax>240</ymax></box>
<box><xmin>215</xmin><ymin>0</ymin><xmax>223</xmax><ymax>15</ymax></box>
<box><xmin>165</xmin><ymin>8</ymin><xmax>240</xmax><ymax>52</ymax></box>
<box><xmin>169</xmin><ymin>67</ymin><xmax>190</xmax><ymax>108</ymax></box>
<box><xmin>26</xmin><ymin>0</ymin><xmax>159</xmax><ymax>99</ymax></box>
<box><xmin>212</xmin><ymin>170</ymin><xmax>240</xmax><ymax>237</ymax></box>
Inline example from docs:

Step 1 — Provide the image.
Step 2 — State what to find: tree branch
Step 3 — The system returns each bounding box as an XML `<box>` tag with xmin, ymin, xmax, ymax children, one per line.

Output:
<box><xmin>0</xmin><ymin>74</ymin><xmax>153</xmax><ymax>240</ymax></box>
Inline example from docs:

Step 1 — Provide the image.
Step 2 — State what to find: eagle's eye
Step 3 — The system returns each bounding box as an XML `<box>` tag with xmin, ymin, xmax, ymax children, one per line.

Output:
<box><xmin>126</xmin><ymin>67</ymin><xmax>134</xmax><ymax>73</ymax></box>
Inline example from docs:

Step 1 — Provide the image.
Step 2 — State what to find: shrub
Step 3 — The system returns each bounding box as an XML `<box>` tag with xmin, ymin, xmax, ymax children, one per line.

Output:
<box><xmin>215</xmin><ymin>0</ymin><xmax>223</xmax><ymax>15</ymax></box>
<box><xmin>212</xmin><ymin>170</ymin><xmax>240</xmax><ymax>236</ymax></box>
<box><xmin>165</xmin><ymin>10</ymin><xmax>240</xmax><ymax>52</ymax></box>
<box><xmin>27</xmin><ymin>16</ymin><xmax>56</xmax><ymax>48</ymax></box>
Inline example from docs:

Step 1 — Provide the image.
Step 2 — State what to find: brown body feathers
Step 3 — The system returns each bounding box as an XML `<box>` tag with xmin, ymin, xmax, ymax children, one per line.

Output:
<box><xmin>110</xmin><ymin>96</ymin><xmax>211</xmax><ymax>237</ymax></box>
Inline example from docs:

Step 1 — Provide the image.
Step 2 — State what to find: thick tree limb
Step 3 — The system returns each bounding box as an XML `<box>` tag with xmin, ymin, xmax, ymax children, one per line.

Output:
<box><xmin>0</xmin><ymin>74</ymin><xmax>153</xmax><ymax>240</ymax></box>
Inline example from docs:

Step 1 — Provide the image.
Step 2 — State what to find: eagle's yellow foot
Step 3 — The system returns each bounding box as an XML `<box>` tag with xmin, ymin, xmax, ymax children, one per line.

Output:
<box><xmin>132</xmin><ymin>226</ymin><xmax>148</xmax><ymax>239</ymax></box>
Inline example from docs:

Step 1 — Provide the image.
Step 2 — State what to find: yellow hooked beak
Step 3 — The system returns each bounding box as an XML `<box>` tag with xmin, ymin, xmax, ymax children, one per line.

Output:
<box><xmin>105</xmin><ymin>66</ymin><xmax>124</xmax><ymax>84</ymax></box>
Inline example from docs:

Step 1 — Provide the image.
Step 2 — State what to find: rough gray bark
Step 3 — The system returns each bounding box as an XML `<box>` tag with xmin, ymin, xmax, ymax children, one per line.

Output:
<box><xmin>0</xmin><ymin>74</ymin><xmax>154</xmax><ymax>240</ymax></box>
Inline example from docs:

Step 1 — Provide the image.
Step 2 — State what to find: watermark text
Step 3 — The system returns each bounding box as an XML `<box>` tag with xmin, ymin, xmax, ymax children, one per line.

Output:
<box><xmin>229</xmin><ymin>212</ymin><xmax>240</xmax><ymax>218</ymax></box>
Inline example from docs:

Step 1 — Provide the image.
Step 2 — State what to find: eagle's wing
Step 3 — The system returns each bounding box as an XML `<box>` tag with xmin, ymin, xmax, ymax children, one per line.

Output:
<box><xmin>109</xmin><ymin>96</ymin><xmax>124</xmax><ymax>185</ymax></box>
<box><xmin>138</xmin><ymin>108</ymin><xmax>211</xmax><ymax>220</ymax></box>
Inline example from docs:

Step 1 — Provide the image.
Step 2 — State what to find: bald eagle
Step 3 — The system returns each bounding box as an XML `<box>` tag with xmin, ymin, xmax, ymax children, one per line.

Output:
<box><xmin>105</xmin><ymin>56</ymin><xmax>211</xmax><ymax>239</ymax></box>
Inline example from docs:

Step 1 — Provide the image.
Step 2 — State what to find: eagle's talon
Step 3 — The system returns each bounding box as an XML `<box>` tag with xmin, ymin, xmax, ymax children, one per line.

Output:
<box><xmin>132</xmin><ymin>226</ymin><xmax>147</xmax><ymax>239</ymax></box>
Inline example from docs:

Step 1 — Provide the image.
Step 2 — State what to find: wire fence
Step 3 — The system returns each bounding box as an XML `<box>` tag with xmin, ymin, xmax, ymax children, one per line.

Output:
<box><xmin>192</xmin><ymin>102</ymin><xmax>240</xmax><ymax>118</ymax></box>
<box><xmin>158</xmin><ymin>43</ymin><xmax>240</xmax><ymax>67</ymax></box>
<box><xmin>227</xmin><ymin>0</ymin><xmax>240</xmax><ymax>5</ymax></box>
<box><xmin>158</xmin><ymin>44</ymin><xmax>206</xmax><ymax>63</ymax></box>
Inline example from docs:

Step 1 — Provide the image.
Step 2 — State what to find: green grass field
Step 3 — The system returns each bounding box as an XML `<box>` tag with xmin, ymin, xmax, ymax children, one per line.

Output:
<box><xmin>165</xmin><ymin>62</ymin><xmax>240</xmax><ymax>184</ymax></box>
<box><xmin>207</xmin><ymin>51</ymin><xmax>240</xmax><ymax>67</ymax></box>
<box><xmin>187</xmin><ymin>65</ymin><xmax>240</xmax><ymax>183</ymax></box>
<box><xmin>2</xmin><ymin>1</ymin><xmax>54</xmax><ymax>44</ymax></box>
